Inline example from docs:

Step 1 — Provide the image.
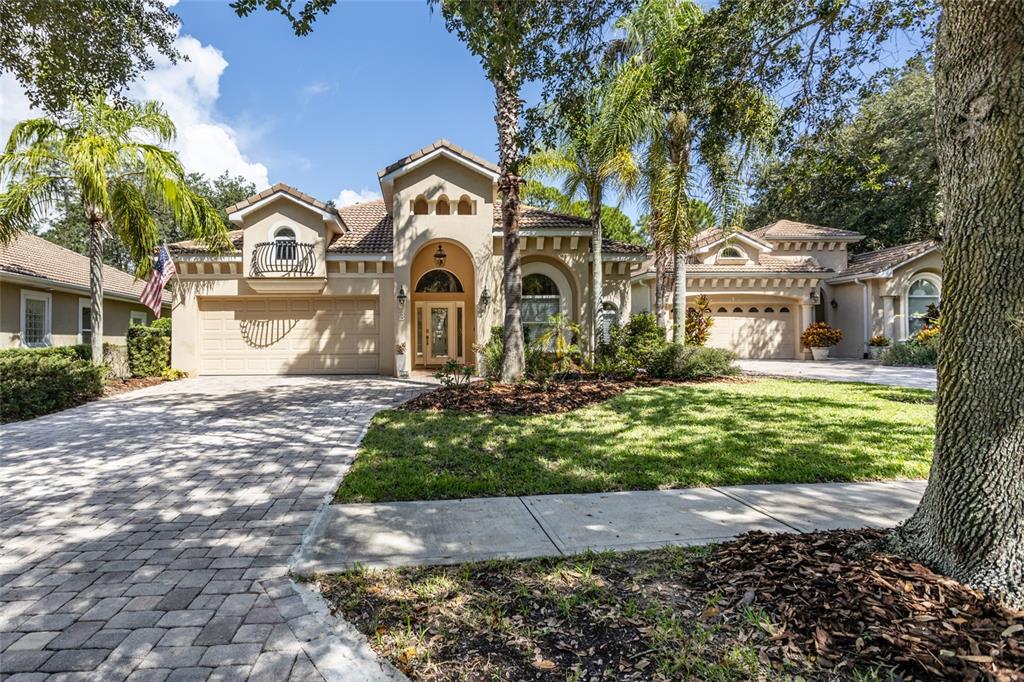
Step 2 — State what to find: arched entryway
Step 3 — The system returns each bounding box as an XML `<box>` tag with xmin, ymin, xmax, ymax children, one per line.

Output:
<box><xmin>410</xmin><ymin>240</ymin><xmax>475</xmax><ymax>368</ymax></box>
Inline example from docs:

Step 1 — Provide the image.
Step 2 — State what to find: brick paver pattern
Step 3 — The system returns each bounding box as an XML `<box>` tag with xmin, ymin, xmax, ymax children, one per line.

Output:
<box><xmin>1</xmin><ymin>376</ymin><xmax>423</xmax><ymax>681</ymax></box>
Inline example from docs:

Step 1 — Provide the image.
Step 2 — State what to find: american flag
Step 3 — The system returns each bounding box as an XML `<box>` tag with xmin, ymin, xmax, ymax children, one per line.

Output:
<box><xmin>140</xmin><ymin>245</ymin><xmax>176</xmax><ymax>317</ymax></box>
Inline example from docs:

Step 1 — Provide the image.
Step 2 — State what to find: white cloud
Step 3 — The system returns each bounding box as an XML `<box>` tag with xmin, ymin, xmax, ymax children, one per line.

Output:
<box><xmin>302</xmin><ymin>81</ymin><xmax>335</xmax><ymax>97</ymax></box>
<box><xmin>335</xmin><ymin>188</ymin><xmax>382</xmax><ymax>207</ymax></box>
<box><xmin>0</xmin><ymin>32</ymin><xmax>270</xmax><ymax>191</ymax></box>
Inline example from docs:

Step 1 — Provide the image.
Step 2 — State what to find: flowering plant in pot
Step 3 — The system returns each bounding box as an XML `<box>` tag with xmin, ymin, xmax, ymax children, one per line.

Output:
<box><xmin>395</xmin><ymin>342</ymin><xmax>408</xmax><ymax>377</ymax></box>
<box><xmin>801</xmin><ymin>322</ymin><xmax>843</xmax><ymax>360</ymax></box>
<box><xmin>867</xmin><ymin>335</ymin><xmax>891</xmax><ymax>359</ymax></box>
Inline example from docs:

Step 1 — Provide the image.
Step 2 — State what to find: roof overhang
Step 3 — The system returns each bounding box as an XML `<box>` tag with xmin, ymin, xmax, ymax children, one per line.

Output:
<box><xmin>491</xmin><ymin>228</ymin><xmax>591</xmax><ymax>238</ymax></box>
<box><xmin>0</xmin><ymin>270</ymin><xmax>170</xmax><ymax>307</ymax></box>
<box><xmin>378</xmin><ymin>147</ymin><xmax>500</xmax><ymax>211</ymax></box>
<box><xmin>227</xmin><ymin>191</ymin><xmax>344</xmax><ymax>230</ymax></box>
<box><xmin>828</xmin><ymin>244</ymin><xmax>941</xmax><ymax>285</ymax></box>
<box><xmin>325</xmin><ymin>253</ymin><xmax>393</xmax><ymax>262</ymax></box>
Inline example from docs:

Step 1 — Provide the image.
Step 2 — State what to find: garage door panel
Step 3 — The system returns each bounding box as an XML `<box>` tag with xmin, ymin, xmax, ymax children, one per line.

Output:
<box><xmin>707</xmin><ymin>303</ymin><xmax>795</xmax><ymax>359</ymax></box>
<box><xmin>198</xmin><ymin>297</ymin><xmax>380</xmax><ymax>375</ymax></box>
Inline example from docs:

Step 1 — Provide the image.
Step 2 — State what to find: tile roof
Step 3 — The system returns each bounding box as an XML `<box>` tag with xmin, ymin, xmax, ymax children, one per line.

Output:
<box><xmin>224</xmin><ymin>183</ymin><xmax>340</xmax><ymax>216</ymax></box>
<box><xmin>691</xmin><ymin>227</ymin><xmax>772</xmax><ymax>250</ymax></box>
<box><xmin>169</xmin><ymin>230</ymin><xmax>244</xmax><ymax>254</ymax></box>
<box><xmin>491</xmin><ymin>203</ymin><xmax>645</xmax><ymax>254</ymax></box>
<box><xmin>378</xmin><ymin>139</ymin><xmax>500</xmax><ymax>178</ymax></box>
<box><xmin>749</xmin><ymin>219</ymin><xmax>864</xmax><ymax>241</ymax></box>
<box><xmin>633</xmin><ymin>253</ymin><xmax>831</xmax><ymax>277</ymax></box>
<box><xmin>0</xmin><ymin>231</ymin><xmax>171</xmax><ymax>305</ymax></box>
<box><xmin>840</xmin><ymin>240</ymin><xmax>940</xmax><ymax>277</ymax></box>
<box><xmin>328</xmin><ymin>201</ymin><xmax>393</xmax><ymax>253</ymax></box>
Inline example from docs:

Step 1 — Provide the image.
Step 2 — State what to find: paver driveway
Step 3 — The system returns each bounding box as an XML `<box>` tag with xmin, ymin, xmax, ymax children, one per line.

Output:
<box><xmin>0</xmin><ymin>376</ymin><xmax>426</xmax><ymax>681</ymax></box>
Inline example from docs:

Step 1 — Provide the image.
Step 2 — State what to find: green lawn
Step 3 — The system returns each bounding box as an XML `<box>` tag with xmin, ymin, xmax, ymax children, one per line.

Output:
<box><xmin>335</xmin><ymin>379</ymin><xmax>935</xmax><ymax>503</ymax></box>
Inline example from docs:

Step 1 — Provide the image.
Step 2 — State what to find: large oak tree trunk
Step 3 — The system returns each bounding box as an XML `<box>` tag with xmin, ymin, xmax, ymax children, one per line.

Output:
<box><xmin>494</xmin><ymin>64</ymin><xmax>525</xmax><ymax>383</ymax></box>
<box><xmin>590</xmin><ymin>187</ymin><xmax>603</xmax><ymax>357</ymax></box>
<box><xmin>885</xmin><ymin>0</ymin><xmax>1024</xmax><ymax>607</ymax></box>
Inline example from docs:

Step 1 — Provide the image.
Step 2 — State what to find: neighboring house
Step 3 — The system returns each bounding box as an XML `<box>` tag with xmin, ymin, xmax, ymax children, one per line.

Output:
<box><xmin>631</xmin><ymin>222</ymin><xmax>942</xmax><ymax>359</ymax></box>
<box><xmin>167</xmin><ymin>139</ymin><xmax>940</xmax><ymax>376</ymax></box>
<box><xmin>0</xmin><ymin>231</ymin><xmax>170</xmax><ymax>349</ymax></box>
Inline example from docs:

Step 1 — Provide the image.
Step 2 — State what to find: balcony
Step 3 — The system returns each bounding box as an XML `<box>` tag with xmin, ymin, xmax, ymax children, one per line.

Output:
<box><xmin>246</xmin><ymin>240</ymin><xmax>326</xmax><ymax>293</ymax></box>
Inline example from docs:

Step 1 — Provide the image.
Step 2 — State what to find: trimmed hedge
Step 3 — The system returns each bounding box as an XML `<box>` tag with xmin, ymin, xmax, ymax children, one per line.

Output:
<box><xmin>649</xmin><ymin>344</ymin><xmax>740</xmax><ymax>380</ymax></box>
<box><xmin>127</xmin><ymin>319</ymin><xmax>171</xmax><ymax>378</ymax></box>
<box><xmin>0</xmin><ymin>347</ymin><xmax>106</xmax><ymax>422</ymax></box>
<box><xmin>880</xmin><ymin>338</ymin><xmax>939</xmax><ymax>367</ymax></box>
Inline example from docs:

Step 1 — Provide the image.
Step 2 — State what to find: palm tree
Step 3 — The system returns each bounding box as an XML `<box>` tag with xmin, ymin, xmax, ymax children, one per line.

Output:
<box><xmin>0</xmin><ymin>96</ymin><xmax>227</xmax><ymax>363</ymax></box>
<box><xmin>535</xmin><ymin>313</ymin><xmax>582</xmax><ymax>372</ymax></box>
<box><xmin>528</xmin><ymin>96</ymin><xmax>639</xmax><ymax>358</ymax></box>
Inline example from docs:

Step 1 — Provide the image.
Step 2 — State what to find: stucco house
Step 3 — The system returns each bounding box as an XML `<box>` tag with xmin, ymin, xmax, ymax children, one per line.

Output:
<box><xmin>0</xmin><ymin>231</ymin><xmax>169</xmax><ymax>350</ymax></box>
<box><xmin>167</xmin><ymin>139</ymin><xmax>941</xmax><ymax>375</ymax></box>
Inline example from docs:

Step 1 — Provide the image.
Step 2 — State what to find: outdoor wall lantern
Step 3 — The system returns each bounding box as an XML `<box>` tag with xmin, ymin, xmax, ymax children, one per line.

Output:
<box><xmin>479</xmin><ymin>286</ymin><xmax>491</xmax><ymax>308</ymax></box>
<box><xmin>397</xmin><ymin>285</ymin><xmax>408</xmax><ymax>307</ymax></box>
<box><xmin>433</xmin><ymin>244</ymin><xmax>447</xmax><ymax>267</ymax></box>
<box><xmin>809</xmin><ymin>289</ymin><xmax>820</xmax><ymax>304</ymax></box>
<box><xmin>831</xmin><ymin>299</ymin><xmax>839</xmax><ymax>309</ymax></box>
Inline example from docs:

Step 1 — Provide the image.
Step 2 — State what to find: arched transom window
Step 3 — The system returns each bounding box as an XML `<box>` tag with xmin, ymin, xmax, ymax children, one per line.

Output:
<box><xmin>273</xmin><ymin>226</ymin><xmax>297</xmax><ymax>260</ymax></box>
<box><xmin>719</xmin><ymin>246</ymin><xmax>743</xmax><ymax>259</ymax></box>
<box><xmin>907</xmin><ymin>275</ymin><xmax>941</xmax><ymax>335</ymax></box>
<box><xmin>415</xmin><ymin>269</ymin><xmax>464</xmax><ymax>293</ymax></box>
<box><xmin>522</xmin><ymin>273</ymin><xmax>560</xmax><ymax>344</ymax></box>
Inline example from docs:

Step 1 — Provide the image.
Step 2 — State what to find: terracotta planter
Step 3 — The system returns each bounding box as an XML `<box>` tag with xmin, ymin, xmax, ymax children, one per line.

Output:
<box><xmin>396</xmin><ymin>354</ymin><xmax>408</xmax><ymax>378</ymax></box>
<box><xmin>810</xmin><ymin>347</ymin><xmax>831</xmax><ymax>361</ymax></box>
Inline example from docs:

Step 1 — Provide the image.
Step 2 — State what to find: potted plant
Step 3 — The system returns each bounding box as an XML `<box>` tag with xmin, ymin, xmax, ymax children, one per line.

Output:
<box><xmin>867</xmin><ymin>335</ymin><xmax>891</xmax><ymax>360</ymax></box>
<box><xmin>395</xmin><ymin>342</ymin><xmax>408</xmax><ymax>378</ymax></box>
<box><xmin>801</xmin><ymin>322</ymin><xmax>843</xmax><ymax>360</ymax></box>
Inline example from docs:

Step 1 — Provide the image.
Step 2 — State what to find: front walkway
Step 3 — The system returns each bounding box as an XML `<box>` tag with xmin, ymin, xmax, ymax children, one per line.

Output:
<box><xmin>0</xmin><ymin>376</ymin><xmax>427</xmax><ymax>681</ymax></box>
<box><xmin>737</xmin><ymin>358</ymin><xmax>936</xmax><ymax>390</ymax></box>
<box><xmin>294</xmin><ymin>480</ymin><xmax>927</xmax><ymax>572</ymax></box>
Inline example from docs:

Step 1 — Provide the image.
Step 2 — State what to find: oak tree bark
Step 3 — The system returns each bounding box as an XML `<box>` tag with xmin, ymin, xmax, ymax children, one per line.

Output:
<box><xmin>885</xmin><ymin>0</ymin><xmax>1024</xmax><ymax>607</ymax></box>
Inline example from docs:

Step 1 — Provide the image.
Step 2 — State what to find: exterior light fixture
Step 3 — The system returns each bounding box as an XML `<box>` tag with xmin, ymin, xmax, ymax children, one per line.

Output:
<box><xmin>831</xmin><ymin>299</ymin><xmax>838</xmax><ymax>309</ymax></box>
<box><xmin>809</xmin><ymin>289</ymin><xmax>820</xmax><ymax>304</ymax></box>
<box><xmin>396</xmin><ymin>285</ymin><xmax>408</xmax><ymax>306</ymax></box>
<box><xmin>433</xmin><ymin>244</ymin><xmax>447</xmax><ymax>267</ymax></box>
<box><xmin>479</xmin><ymin>286</ymin><xmax>491</xmax><ymax>308</ymax></box>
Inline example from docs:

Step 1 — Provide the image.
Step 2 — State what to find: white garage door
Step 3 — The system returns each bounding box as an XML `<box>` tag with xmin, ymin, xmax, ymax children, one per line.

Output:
<box><xmin>707</xmin><ymin>303</ymin><xmax>795</xmax><ymax>359</ymax></box>
<box><xmin>198</xmin><ymin>297</ymin><xmax>379</xmax><ymax>375</ymax></box>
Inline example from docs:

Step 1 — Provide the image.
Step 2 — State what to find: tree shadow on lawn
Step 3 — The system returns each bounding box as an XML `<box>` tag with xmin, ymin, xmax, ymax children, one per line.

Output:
<box><xmin>337</xmin><ymin>381</ymin><xmax>935</xmax><ymax>502</ymax></box>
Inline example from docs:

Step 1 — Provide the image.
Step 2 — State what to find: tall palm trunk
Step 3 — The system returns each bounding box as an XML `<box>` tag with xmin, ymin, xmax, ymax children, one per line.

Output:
<box><xmin>589</xmin><ymin>185</ymin><xmax>603</xmax><ymax>357</ymax></box>
<box><xmin>86</xmin><ymin>204</ymin><xmax>105</xmax><ymax>365</ymax></box>
<box><xmin>651</xmin><ymin>211</ymin><xmax>669</xmax><ymax>331</ymax></box>
<box><xmin>884</xmin><ymin>0</ymin><xmax>1024</xmax><ymax>607</ymax></box>
<box><xmin>494</xmin><ymin>62</ymin><xmax>525</xmax><ymax>383</ymax></box>
<box><xmin>673</xmin><ymin>247</ymin><xmax>687</xmax><ymax>344</ymax></box>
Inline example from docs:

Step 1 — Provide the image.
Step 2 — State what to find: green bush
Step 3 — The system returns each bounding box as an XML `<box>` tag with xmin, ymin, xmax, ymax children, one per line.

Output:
<box><xmin>127</xmin><ymin>319</ymin><xmax>171</xmax><ymax>377</ymax></box>
<box><xmin>880</xmin><ymin>337</ymin><xmax>939</xmax><ymax>367</ymax></box>
<box><xmin>0</xmin><ymin>349</ymin><xmax>106</xmax><ymax>421</ymax></box>
<box><xmin>649</xmin><ymin>344</ymin><xmax>739</xmax><ymax>380</ymax></box>
<box><xmin>596</xmin><ymin>312</ymin><xmax>667</xmax><ymax>377</ymax></box>
<box><xmin>478</xmin><ymin>325</ymin><xmax>504</xmax><ymax>379</ymax></box>
<box><xmin>0</xmin><ymin>344</ymin><xmax>90</xmax><ymax>361</ymax></box>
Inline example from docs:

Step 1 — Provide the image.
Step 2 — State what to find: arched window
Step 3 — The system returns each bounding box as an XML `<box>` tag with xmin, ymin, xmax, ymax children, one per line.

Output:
<box><xmin>764</xmin><ymin>306</ymin><xmax>775</xmax><ymax>313</ymax></box>
<box><xmin>732</xmin><ymin>307</ymin><xmax>743</xmax><ymax>313</ymax></box>
<box><xmin>599</xmin><ymin>301</ymin><xmax>618</xmax><ymax>343</ymax></box>
<box><xmin>522</xmin><ymin>273</ymin><xmax>560</xmax><ymax>344</ymax></box>
<box><xmin>273</xmin><ymin>226</ymin><xmax>297</xmax><ymax>260</ymax></box>
<box><xmin>717</xmin><ymin>307</ymin><xmax>728</xmax><ymax>313</ymax></box>
<box><xmin>457</xmin><ymin>195</ymin><xmax>473</xmax><ymax>215</ymax></box>
<box><xmin>779</xmin><ymin>306</ymin><xmax>790</xmax><ymax>313</ymax></box>
<box><xmin>720</xmin><ymin>246</ymin><xmax>743</xmax><ymax>259</ymax></box>
<box><xmin>907</xmin><ymin>275</ymin><xmax>941</xmax><ymax>335</ymax></box>
<box><xmin>436</xmin><ymin>195</ymin><xmax>451</xmax><ymax>215</ymax></box>
<box><xmin>748</xmin><ymin>307</ymin><xmax>759</xmax><ymax>313</ymax></box>
<box><xmin>413</xmin><ymin>196</ymin><xmax>428</xmax><ymax>215</ymax></box>
<box><xmin>415</xmin><ymin>269</ymin><xmax>464</xmax><ymax>293</ymax></box>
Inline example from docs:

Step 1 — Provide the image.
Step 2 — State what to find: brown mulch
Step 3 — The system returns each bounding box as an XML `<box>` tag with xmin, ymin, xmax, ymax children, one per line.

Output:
<box><xmin>693</xmin><ymin>529</ymin><xmax>1024</xmax><ymax>681</ymax></box>
<box><xmin>400</xmin><ymin>375</ymin><xmax>749</xmax><ymax>415</ymax></box>
<box><xmin>103</xmin><ymin>376</ymin><xmax>164</xmax><ymax>397</ymax></box>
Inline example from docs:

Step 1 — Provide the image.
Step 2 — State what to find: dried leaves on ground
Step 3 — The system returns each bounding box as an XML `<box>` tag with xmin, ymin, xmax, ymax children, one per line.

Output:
<box><xmin>321</xmin><ymin>529</ymin><xmax>1023</xmax><ymax>681</ymax></box>
<box><xmin>400</xmin><ymin>376</ymin><xmax>746</xmax><ymax>415</ymax></box>
<box><xmin>103</xmin><ymin>376</ymin><xmax>163</xmax><ymax>397</ymax></box>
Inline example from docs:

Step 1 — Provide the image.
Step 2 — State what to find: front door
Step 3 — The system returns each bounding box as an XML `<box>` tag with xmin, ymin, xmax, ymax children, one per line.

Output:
<box><xmin>415</xmin><ymin>301</ymin><xmax>465</xmax><ymax>366</ymax></box>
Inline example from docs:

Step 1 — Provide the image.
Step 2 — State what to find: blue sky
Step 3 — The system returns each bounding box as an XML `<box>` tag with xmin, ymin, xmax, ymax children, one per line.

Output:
<box><xmin>174</xmin><ymin>0</ymin><xmax>522</xmax><ymax>208</ymax></box>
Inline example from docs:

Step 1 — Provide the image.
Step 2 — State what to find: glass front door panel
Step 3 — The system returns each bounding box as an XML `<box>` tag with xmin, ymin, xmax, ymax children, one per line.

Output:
<box><xmin>430</xmin><ymin>307</ymin><xmax>449</xmax><ymax>359</ymax></box>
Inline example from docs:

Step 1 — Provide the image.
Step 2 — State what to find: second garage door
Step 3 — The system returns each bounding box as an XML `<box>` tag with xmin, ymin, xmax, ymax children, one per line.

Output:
<box><xmin>707</xmin><ymin>303</ymin><xmax>795</xmax><ymax>359</ymax></box>
<box><xmin>198</xmin><ymin>297</ymin><xmax>379</xmax><ymax>375</ymax></box>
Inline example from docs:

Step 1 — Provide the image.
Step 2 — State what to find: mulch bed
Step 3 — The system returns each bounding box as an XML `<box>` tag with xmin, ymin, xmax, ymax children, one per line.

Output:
<box><xmin>400</xmin><ymin>376</ymin><xmax>748</xmax><ymax>415</ymax></box>
<box><xmin>103</xmin><ymin>376</ymin><xmax>164</xmax><ymax>397</ymax></box>
<box><xmin>694</xmin><ymin>529</ymin><xmax>1023</xmax><ymax>681</ymax></box>
<box><xmin>322</xmin><ymin>529</ymin><xmax>1023</xmax><ymax>681</ymax></box>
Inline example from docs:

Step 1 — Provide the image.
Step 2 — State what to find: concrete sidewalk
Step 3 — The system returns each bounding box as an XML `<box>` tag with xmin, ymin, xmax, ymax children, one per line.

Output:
<box><xmin>737</xmin><ymin>359</ymin><xmax>936</xmax><ymax>390</ymax></box>
<box><xmin>294</xmin><ymin>480</ymin><xmax>926</xmax><ymax>573</ymax></box>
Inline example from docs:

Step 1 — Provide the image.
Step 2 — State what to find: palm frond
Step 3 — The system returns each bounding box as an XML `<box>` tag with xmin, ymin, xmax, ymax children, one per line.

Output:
<box><xmin>0</xmin><ymin>175</ymin><xmax>62</xmax><ymax>243</ymax></box>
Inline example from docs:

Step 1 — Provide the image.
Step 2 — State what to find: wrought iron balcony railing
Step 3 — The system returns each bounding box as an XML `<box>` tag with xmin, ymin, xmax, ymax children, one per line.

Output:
<box><xmin>250</xmin><ymin>241</ymin><xmax>317</xmax><ymax>277</ymax></box>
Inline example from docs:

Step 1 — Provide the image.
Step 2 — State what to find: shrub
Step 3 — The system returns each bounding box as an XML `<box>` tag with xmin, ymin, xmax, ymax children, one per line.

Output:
<box><xmin>524</xmin><ymin>346</ymin><xmax>554</xmax><ymax>383</ymax></box>
<box><xmin>868</xmin><ymin>335</ymin><xmax>891</xmax><ymax>347</ymax></box>
<box><xmin>477</xmin><ymin>325</ymin><xmax>504</xmax><ymax>380</ymax></box>
<box><xmin>0</xmin><ymin>344</ymin><xmax>90</xmax><ymax>361</ymax></box>
<box><xmin>880</xmin><ymin>337</ymin><xmax>939</xmax><ymax>367</ymax></box>
<box><xmin>127</xmin><ymin>319</ymin><xmax>171</xmax><ymax>377</ymax></box>
<box><xmin>801</xmin><ymin>322</ymin><xmax>843</xmax><ymax>348</ymax></box>
<box><xmin>649</xmin><ymin>344</ymin><xmax>739</xmax><ymax>380</ymax></box>
<box><xmin>434</xmin><ymin>358</ymin><xmax>473</xmax><ymax>388</ymax></box>
<box><xmin>161</xmin><ymin>367</ymin><xmax>188</xmax><ymax>381</ymax></box>
<box><xmin>914</xmin><ymin>325</ymin><xmax>941</xmax><ymax>345</ymax></box>
<box><xmin>685</xmin><ymin>295</ymin><xmax>714</xmax><ymax>346</ymax></box>
<box><xmin>0</xmin><ymin>349</ymin><xmax>106</xmax><ymax>421</ymax></box>
<box><xmin>533</xmin><ymin>313</ymin><xmax>582</xmax><ymax>372</ymax></box>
